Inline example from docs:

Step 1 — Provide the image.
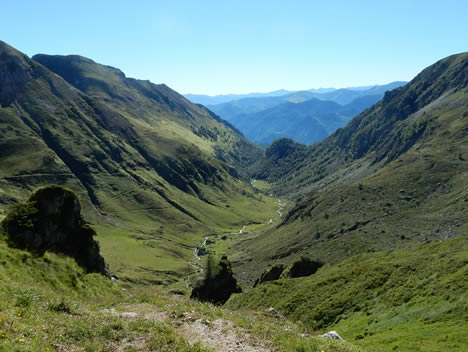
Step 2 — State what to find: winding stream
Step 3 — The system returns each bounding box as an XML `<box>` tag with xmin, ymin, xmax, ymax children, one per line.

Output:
<box><xmin>185</xmin><ymin>198</ymin><xmax>286</xmax><ymax>287</ymax></box>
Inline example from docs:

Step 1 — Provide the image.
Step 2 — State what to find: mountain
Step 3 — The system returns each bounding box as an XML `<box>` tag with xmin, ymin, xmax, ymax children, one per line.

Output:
<box><xmin>214</xmin><ymin>52</ymin><xmax>468</xmax><ymax>352</ymax></box>
<box><xmin>206</xmin><ymin>82</ymin><xmax>406</xmax><ymax>145</ymax></box>
<box><xmin>241</xmin><ymin>52</ymin><xmax>468</xmax><ymax>274</ymax></box>
<box><xmin>0</xmin><ymin>40</ymin><xmax>275</xmax><ymax>284</ymax></box>
<box><xmin>207</xmin><ymin>82</ymin><xmax>406</xmax><ymax>122</ymax></box>
<box><xmin>229</xmin><ymin>95</ymin><xmax>383</xmax><ymax>146</ymax></box>
<box><xmin>184</xmin><ymin>89</ymin><xmax>294</xmax><ymax>106</ymax></box>
<box><xmin>310</xmin><ymin>81</ymin><xmax>408</xmax><ymax>105</ymax></box>
<box><xmin>184</xmin><ymin>83</ymin><xmax>406</xmax><ymax>108</ymax></box>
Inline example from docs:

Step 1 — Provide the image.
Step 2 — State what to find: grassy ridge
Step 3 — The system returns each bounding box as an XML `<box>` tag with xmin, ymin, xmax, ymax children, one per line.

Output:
<box><xmin>227</xmin><ymin>235</ymin><xmax>468</xmax><ymax>351</ymax></box>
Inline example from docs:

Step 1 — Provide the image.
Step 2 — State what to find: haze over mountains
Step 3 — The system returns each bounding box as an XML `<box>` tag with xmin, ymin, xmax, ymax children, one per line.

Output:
<box><xmin>0</xmin><ymin>39</ymin><xmax>467</xmax><ymax>351</ymax></box>
<box><xmin>186</xmin><ymin>82</ymin><xmax>407</xmax><ymax>145</ymax></box>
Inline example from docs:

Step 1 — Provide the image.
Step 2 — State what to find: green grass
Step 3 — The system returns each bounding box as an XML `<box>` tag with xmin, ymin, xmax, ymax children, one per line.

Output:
<box><xmin>0</xmin><ymin>233</ymin><xmax>365</xmax><ymax>352</ymax></box>
<box><xmin>251</xmin><ymin>179</ymin><xmax>273</xmax><ymax>192</ymax></box>
<box><xmin>227</xmin><ymin>235</ymin><xmax>468</xmax><ymax>351</ymax></box>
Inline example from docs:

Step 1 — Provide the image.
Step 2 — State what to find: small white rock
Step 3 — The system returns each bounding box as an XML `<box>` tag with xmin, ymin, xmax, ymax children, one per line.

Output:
<box><xmin>318</xmin><ymin>331</ymin><xmax>346</xmax><ymax>341</ymax></box>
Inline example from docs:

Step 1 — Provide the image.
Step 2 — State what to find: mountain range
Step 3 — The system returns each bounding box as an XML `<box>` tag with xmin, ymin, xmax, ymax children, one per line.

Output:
<box><xmin>243</xmin><ymin>51</ymin><xmax>468</xmax><ymax>271</ymax></box>
<box><xmin>201</xmin><ymin>82</ymin><xmax>406</xmax><ymax>145</ymax></box>
<box><xmin>184</xmin><ymin>83</ymin><xmax>406</xmax><ymax>107</ymax></box>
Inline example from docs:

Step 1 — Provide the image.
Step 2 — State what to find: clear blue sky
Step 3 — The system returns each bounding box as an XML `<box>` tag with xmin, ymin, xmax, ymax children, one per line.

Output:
<box><xmin>2</xmin><ymin>0</ymin><xmax>467</xmax><ymax>95</ymax></box>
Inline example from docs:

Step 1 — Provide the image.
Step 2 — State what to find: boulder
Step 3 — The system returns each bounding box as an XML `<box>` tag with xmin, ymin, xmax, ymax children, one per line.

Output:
<box><xmin>253</xmin><ymin>264</ymin><xmax>286</xmax><ymax>287</ymax></box>
<box><xmin>265</xmin><ymin>307</ymin><xmax>285</xmax><ymax>319</ymax></box>
<box><xmin>318</xmin><ymin>331</ymin><xmax>346</xmax><ymax>341</ymax></box>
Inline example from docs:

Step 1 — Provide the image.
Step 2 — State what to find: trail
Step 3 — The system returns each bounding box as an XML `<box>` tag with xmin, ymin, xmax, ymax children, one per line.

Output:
<box><xmin>102</xmin><ymin>303</ymin><xmax>270</xmax><ymax>352</ymax></box>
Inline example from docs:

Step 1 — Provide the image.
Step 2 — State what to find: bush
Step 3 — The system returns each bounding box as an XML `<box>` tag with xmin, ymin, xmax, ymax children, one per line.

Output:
<box><xmin>287</xmin><ymin>257</ymin><xmax>323</xmax><ymax>278</ymax></box>
<box><xmin>191</xmin><ymin>255</ymin><xmax>242</xmax><ymax>304</ymax></box>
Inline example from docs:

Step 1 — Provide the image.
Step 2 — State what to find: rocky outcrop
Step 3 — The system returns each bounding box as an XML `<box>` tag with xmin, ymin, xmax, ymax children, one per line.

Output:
<box><xmin>253</xmin><ymin>257</ymin><xmax>323</xmax><ymax>287</ymax></box>
<box><xmin>253</xmin><ymin>264</ymin><xmax>286</xmax><ymax>287</ymax></box>
<box><xmin>0</xmin><ymin>40</ymin><xmax>38</xmax><ymax>107</ymax></box>
<box><xmin>1</xmin><ymin>185</ymin><xmax>109</xmax><ymax>276</ymax></box>
<box><xmin>318</xmin><ymin>331</ymin><xmax>346</xmax><ymax>341</ymax></box>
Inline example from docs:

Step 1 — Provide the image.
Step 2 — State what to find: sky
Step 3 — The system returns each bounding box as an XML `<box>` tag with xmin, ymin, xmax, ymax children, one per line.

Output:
<box><xmin>2</xmin><ymin>0</ymin><xmax>467</xmax><ymax>95</ymax></box>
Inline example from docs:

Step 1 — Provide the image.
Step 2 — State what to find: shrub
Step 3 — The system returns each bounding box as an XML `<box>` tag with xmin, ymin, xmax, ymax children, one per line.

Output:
<box><xmin>287</xmin><ymin>257</ymin><xmax>324</xmax><ymax>278</ymax></box>
<box><xmin>191</xmin><ymin>255</ymin><xmax>242</xmax><ymax>304</ymax></box>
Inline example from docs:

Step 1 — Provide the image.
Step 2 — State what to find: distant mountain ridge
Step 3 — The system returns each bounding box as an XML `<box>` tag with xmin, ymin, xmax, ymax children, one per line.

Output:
<box><xmin>206</xmin><ymin>82</ymin><xmax>407</xmax><ymax>145</ymax></box>
<box><xmin>184</xmin><ymin>83</ymin><xmax>406</xmax><ymax>107</ymax></box>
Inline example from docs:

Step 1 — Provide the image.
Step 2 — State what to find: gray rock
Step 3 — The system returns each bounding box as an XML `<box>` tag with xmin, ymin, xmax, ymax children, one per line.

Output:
<box><xmin>318</xmin><ymin>331</ymin><xmax>346</xmax><ymax>341</ymax></box>
<box><xmin>265</xmin><ymin>307</ymin><xmax>285</xmax><ymax>320</ymax></box>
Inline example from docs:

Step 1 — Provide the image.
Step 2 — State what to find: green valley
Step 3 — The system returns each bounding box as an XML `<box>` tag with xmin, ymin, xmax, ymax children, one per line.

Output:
<box><xmin>0</xmin><ymin>37</ymin><xmax>467</xmax><ymax>352</ymax></box>
<box><xmin>0</xmin><ymin>40</ymin><xmax>277</xmax><ymax>286</ymax></box>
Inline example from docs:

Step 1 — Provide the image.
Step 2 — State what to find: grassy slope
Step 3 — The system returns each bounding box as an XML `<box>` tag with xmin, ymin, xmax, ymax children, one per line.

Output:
<box><xmin>0</xmin><ymin>235</ymin><xmax>366</xmax><ymax>352</ymax></box>
<box><xmin>227</xmin><ymin>235</ymin><xmax>468</xmax><ymax>352</ymax></box>
<box><xmin>0</xmin><ymin>41</ymin><xmax>279</xmax><ymax>285</ymax></box>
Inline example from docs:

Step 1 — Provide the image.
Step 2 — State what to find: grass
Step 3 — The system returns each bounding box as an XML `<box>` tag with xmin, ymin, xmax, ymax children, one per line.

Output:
<box><xmin>0</xmin><ymin>233</ymin><xmax>365</xmax><ymax>352</ymax></box>
<box><xmin>226</xmin><ymin>235</ymin><xmax>468</xmax><ymax>352</ymax></box>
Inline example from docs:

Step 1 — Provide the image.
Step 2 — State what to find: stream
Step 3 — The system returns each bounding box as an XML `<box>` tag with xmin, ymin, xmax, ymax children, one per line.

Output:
<box><xmin>185</xmin><ymin>199</ymin><xmax>286</xmax><ymax>287</ymax></box>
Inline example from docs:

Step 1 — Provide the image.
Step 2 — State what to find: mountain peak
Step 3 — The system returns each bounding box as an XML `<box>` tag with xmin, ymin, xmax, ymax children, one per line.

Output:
<box><xmin>32</xmin><ymin>54</ymin><xmax>127</xmax><ymax>94</ymax></box>
<box><xmin>0</xmin><ymin>40</ymin><xmax>36</xmax><ymax>106</ymax></box>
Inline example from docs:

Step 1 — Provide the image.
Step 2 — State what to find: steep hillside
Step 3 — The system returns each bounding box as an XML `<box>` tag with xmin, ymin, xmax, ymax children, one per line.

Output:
<box><xmin>0</xmin><ymin>231</ymin><xmax>365</xmax><ymax>352</ymax></box>
<box><xmin>232</xmin><ymin>52</ymin><xmax>468</xmax><ymax>283</ymax></box>
<box><xmin>228</xmin><ymin>235</ymin><xmax>468</xmax><ymax>352</ymax></box>
<box><xmin>0</xmin><ymin>41</ymin><xmax>275</xmax><ymax>284</ymax></box>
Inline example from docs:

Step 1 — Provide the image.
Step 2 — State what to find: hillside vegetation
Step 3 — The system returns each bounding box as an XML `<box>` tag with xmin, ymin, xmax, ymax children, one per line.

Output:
<box><xmin>0</xmin><ymin>40</ymin><xmax>467</xmax><ymax>352</ymax></box>
<box><xmin>227</xmin><ymin>235</ymin><xmax>468</xmax><ymax>352</ymax></box>
<box><xmin>0</xmin><ymin>232</ymin><xmax>366</xmax><ymax>352</ymax></box>
<box><xmin>0</xmin><ymin>40</ymin><xmax>276</xmax><ymax>285</ymax></box>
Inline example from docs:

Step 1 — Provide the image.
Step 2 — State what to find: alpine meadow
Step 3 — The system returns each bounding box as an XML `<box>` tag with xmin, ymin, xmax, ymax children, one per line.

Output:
<box><xmin>0</xmin><ymin>2</ymin><xmax>467</xmax><ymax>351</ymax></box>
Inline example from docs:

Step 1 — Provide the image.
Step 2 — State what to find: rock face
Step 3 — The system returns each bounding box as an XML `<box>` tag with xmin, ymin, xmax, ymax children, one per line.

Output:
<box><xmin>0</xmin><ymin>40</ymin><xmax>40</xmax><ymax>107</ymax></box>
<box><xmin>2</xmin><ymin>185</ymin><xmax>109</xmax><ymax>276</ymax></box>
<box><xmin>191</xmin><ymin>256</ymin><xmax>242</xmax><ymax>304</ymax></box>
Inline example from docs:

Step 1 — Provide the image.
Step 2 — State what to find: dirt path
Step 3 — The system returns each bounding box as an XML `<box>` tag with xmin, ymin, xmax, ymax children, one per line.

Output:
<box><xmin>180</xmin><ymin>318</ymin><xmax>270</xmax><ymax>352</ymax></box>
<box><xmin>102</xmin><ymin>304</ymin><xmax>271</xmax><ymax>352</ymax></box>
